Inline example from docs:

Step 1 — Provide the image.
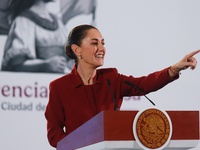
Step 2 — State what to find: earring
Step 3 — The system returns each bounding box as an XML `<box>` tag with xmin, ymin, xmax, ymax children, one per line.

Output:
<box><xmin>78</xmin><ymin>55</ymin><xmax>82</xmax><ymax>59</ymax></box>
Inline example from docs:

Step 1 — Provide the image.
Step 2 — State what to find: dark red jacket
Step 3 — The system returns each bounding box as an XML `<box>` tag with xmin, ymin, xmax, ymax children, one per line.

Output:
<box><xmin>45</xmin><ymin>66</ymin><xmax>177</xmax><ymax>147</ymax></box>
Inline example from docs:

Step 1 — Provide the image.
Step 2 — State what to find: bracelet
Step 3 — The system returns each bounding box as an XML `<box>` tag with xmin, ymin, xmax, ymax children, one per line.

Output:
<box><xmin>169</xmin><ymin>66</ymin><xmax>179</xmax><ymax>75</ymax></box>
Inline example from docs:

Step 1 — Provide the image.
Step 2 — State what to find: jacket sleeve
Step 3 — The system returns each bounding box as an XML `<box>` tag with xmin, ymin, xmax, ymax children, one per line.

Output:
<box><xmin>44</xmin><ymin>81</ymin><xmax>67</xmax><ymax>148</ymax></box>
<box><xmin>119</xmin><ymin>67</ymin><xmax>179</xmax><ymax>97</ymax></box>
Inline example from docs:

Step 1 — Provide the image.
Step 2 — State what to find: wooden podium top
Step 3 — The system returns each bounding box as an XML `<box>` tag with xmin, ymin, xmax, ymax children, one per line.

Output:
<box><xmin>57</xmin><ymin>110</ymin><xmax>199</xmax><ymax>150</ymax></box>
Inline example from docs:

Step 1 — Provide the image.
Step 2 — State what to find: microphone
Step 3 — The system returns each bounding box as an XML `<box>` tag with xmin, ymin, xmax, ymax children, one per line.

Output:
<box><xmin>107</xmin><ymin>79</ymin><xmax>119</xmax><ymax>111</ymax></box>
<box><xmin>124</xmin><ymin>80</ymin><xmax>156</xmax><ymax>106</ymax></box>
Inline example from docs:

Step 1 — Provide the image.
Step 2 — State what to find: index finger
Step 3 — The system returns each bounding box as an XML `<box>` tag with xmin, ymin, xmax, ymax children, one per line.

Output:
<box><xmin>186</xmin><ymin>49</ymin><xmax>200</xmax><ymax>59</ymax></box>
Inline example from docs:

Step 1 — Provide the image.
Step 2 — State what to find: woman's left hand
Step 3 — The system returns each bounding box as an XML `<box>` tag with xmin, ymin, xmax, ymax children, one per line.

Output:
<box><xmin>169</xmin><ymin>49</ymin><xmax>200</xmax><ymax>77</ymax></box>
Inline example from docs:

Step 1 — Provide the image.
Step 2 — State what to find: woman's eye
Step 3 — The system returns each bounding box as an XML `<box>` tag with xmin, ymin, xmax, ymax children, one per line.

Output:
<box><xmin>91</xmin><ymin>42</ymin><xmax>105</xmax><ymax>45</ymax></box>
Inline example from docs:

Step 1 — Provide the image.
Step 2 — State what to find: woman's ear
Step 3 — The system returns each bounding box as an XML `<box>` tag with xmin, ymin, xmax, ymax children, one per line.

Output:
<box><xmin>71</xmin><ymin>44</ymin><xmax>81</xmax><ymax>56</ymax></box>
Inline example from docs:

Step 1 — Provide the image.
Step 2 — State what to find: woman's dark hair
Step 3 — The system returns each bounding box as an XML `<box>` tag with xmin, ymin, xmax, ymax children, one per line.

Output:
<box><xmin>66</xmin><ymin>24</ymin><xmax>97</xmax><ymax>63</ymax></box>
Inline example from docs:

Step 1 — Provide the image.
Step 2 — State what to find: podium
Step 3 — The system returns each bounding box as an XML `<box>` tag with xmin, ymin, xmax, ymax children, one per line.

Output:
<box><xmin>57</xmin><ymin>110</ymin><xmax>199</xmax><ymax>150</ymax></box>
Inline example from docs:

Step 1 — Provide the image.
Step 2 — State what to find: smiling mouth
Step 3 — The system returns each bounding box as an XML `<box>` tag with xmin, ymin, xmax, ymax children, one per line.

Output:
<box><xmin>95</xmin><ymin>54</ymin><xmax>104</xmax><ymax>58</ymax></box>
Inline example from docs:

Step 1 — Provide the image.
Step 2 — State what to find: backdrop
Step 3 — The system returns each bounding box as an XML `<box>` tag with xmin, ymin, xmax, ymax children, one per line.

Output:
<box><xmin>0</xmin><ymin>0</ymin><xmax>199</xmax><ymax>150</ymax></box>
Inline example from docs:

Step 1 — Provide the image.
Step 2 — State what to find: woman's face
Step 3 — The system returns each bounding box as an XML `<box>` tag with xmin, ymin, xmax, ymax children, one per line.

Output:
<box><xmin>79</xmin><ymin>29</ymin><xmax>106</xmax><ymax>68</ymax></box>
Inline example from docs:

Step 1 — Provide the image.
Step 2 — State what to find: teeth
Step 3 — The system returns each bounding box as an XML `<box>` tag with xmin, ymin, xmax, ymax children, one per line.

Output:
<box><xmin>95</xmin><ymin>54</ymin><xmax>103</xmax><ymax>58</ymax></box>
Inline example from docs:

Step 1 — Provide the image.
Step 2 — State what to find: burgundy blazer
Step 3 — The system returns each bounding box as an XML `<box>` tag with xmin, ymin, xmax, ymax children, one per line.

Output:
<box><xmin>45</xmin><ymin>66</ymin><xmax>177</xmax><ymax>147</ymax></box>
